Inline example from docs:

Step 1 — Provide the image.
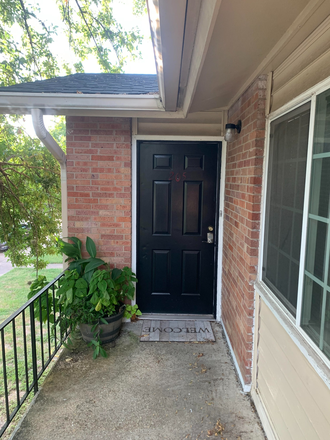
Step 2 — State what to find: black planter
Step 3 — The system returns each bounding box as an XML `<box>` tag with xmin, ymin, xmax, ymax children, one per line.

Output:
<box><xmin>79</xmin><ymin>307</ymin><xmax>125</xmax><ymax>344</ymax></box>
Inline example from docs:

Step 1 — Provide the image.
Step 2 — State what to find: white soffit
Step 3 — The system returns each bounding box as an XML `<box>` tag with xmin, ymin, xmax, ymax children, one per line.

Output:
<box><xmin>189</xmin><ymin>0</ymin><xmax>330</xmax><ymax>112</ymax></box>
<box><xmin>148</xmin><ymin>0</ymin><xmax>187</xmax><ymax>111</ymax></box>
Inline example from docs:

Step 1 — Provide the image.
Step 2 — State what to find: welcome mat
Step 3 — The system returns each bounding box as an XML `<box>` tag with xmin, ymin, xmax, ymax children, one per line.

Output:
<box><xmin>140</xmin><ymin>320</ymin><xmax>215</xmax><ymax>342</ymax></box>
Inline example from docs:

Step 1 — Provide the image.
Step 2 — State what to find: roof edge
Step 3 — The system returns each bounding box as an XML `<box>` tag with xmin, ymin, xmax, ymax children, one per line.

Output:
<box><xmin>0</xmin><ymin>93</ymin><xmax>165</xmax><ymax>115</ymax></box>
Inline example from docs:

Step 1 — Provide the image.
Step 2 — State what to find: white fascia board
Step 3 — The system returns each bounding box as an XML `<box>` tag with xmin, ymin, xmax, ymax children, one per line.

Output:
<box><xmin>0</xmin><ymin>92</ymin><xmax>165</xmax><ymax>114</ymax></box>
<box><xmin>147</xmin><ymin>0</ymin><xmax>165</xmax><ymax>107</ymax></box>
<box><xmin>182</xmin><ymin>0</ymin><xmax>222</xmax><ymax>116</ymax></box>
<box><xmin>147</xmin><ymin>0</ymin><xmax>187</xmax><ymax>112</ymax></box>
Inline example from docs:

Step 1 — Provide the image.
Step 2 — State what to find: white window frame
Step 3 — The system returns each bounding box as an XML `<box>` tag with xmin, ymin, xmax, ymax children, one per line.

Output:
<box><xmin>257</xmin><ymin>75</ymin><xmax>330</xmax><ymax>384</ymax></box>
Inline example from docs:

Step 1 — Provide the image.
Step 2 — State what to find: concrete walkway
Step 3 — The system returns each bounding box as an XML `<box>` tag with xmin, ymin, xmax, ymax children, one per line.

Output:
<box><xmin>0</xmin><ymin>252</ymin><xmax>62</xmax><ymax>276</ymax></box>
<box><xmin>12</xmin><ymin>322</ymin><xmax>266</xmax><ymax>440</ymax></box>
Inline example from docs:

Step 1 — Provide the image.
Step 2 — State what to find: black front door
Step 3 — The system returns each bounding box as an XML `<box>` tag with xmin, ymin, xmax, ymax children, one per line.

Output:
<box><xmin>137</xmin><ymin>141</ymin><xmax>220</xmax><ymax>314</ymax></box>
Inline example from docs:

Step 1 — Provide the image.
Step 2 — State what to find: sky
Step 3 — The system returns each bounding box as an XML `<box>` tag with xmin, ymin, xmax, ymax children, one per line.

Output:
<box><xmin>22</xmin><ymin>0</ymin><xmax>156</xmax><ymax>135</ymax></box>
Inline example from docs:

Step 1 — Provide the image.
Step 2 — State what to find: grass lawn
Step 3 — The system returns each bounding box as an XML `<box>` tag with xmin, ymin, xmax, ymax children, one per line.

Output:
<box><xmin>0</xmin><ymin>268</ymin><xmax>62</xmax><ymax>323</ymax></box>
<box><xmin>43</xmin><ymin>253</ymin><xmax>62</xmax><ymax>264</ymax></box>
<box><xmin>0</xmin><ymin>268</ymin><xmax>64</xmax><ymax>439</ymax></box>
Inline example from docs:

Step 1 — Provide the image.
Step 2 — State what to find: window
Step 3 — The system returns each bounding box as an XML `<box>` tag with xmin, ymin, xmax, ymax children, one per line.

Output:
<box><xmin>263</xmin><ymin>104</ymin><xmax>310</xmax><ymax>316</ymax></box>
<box><xmin>301</xmin><ymin>89</ymin><xmax>330</xmax><ymax>359</ymax></box>
<box><xmin>263</xmin><ymin>85</ymin><xmax>330</xmax><ymax>362</ymax></box>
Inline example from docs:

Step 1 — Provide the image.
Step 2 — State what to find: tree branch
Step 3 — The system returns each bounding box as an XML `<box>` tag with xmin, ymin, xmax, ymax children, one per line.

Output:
<box><xmin>0</xmin><ymin>162</ymin><xmax>54</xmax><ymax>171</ymax></box>
<box><xmin>18</xmin><ymin>0</ymin><xmax>42</xmax><ymax>77</ymax></box>
<box><xmin>86</xmin><ymin>12</ymin><xmax>120</xmax><ymax>64</ymax></box>
<box><xmin>74</xmin><ymin>0</ymin><xmax>103</xmax><ymax>61</ymax></box>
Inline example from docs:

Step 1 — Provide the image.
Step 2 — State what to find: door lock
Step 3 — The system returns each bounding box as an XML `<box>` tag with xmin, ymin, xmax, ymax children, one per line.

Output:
<box><xmin>202</xmin><ymin>232</ymin><xmax>214</xmax><ymax>244</ymax></box>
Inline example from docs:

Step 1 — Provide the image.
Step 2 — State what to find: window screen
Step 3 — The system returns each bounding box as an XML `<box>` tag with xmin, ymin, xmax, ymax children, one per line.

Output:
<box><xmin>302</xmin><ymin>89</ymin><xmax>330</xmax><ymax>358</ymax></box>
<box><xmin>263</xmin><ymin>103</ymin><xmax>310</xmax><ymax>316</ymax></box>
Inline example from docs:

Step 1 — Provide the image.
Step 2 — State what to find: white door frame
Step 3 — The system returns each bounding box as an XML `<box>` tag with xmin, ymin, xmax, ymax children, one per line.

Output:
<box><xmin>131</xmin><ymin>125</ymin><xmax>226</xmax><ymax>321</ymax></box>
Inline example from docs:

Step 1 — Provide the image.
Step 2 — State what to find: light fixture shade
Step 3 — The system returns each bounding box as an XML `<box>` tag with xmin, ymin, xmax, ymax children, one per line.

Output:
<box><xmin>224</xmin><ymin>120</ymin><xmax>242</xmax><ymax>142</ymax></box>
<box><xmin>224</xmin><ymin>127</ymin><xmax>235</xmax><ymax>142</ymax></box>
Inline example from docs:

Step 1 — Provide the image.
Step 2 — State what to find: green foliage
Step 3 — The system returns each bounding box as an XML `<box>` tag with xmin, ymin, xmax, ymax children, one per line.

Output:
<box><xmin>44</xmin><ymin>236</ymin><xmax>140</xmax><ymax>358</ymax></box>
<box><xmin>0</xmin><ymin>115</ymin><xmax>62</xmax><ymax>276</ymax></box>
<box><xmin>124</xmin><ymin>304</ymin><xmax>142</xmax><ymax>320</ymax></box>
<box><xmin>49</xmin><ymin>116</ymin><xmax>66</xmax><ymax>152</ymax></box>
<box><xmin>0</xmin><ymin>0</ymin><xmax>143</xmax><ymax>86</ymax></box>
<box><xmin>28</xmin><ymin>275</ymin><xmax>58</xmax><ymax>323</ymax></box>
<box><xmin>133</xmin><ymin>0</ymin><xmax>147</xmax><ymax>17</ymax></box>
<box><xmin>0</xmin><ymin>0</ymin><xmax>143</xmax><ymax>274</ymax></box>
<box><xmin>0</xmin><ymin>0</ymin><xmax>58</xmax><ymax>87</ymax></box>
<box><xmin>56</xmin><ymin>0</ymin><xmax>143</xmax><ymax>72</ymax></box>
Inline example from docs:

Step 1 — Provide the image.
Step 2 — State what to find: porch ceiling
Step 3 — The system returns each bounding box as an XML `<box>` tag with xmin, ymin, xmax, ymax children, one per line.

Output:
<box><xmin>186</xmin><ymin>0</ymin><xmax>330</xmax><ymax>112</ymax></box>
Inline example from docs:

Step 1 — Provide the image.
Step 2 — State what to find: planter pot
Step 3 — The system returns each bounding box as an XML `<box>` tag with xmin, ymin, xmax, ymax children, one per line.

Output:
<box><xmin>79</xmin><ymin>307</ymin><xmax>125</xmax><ymax>344</ymax></box>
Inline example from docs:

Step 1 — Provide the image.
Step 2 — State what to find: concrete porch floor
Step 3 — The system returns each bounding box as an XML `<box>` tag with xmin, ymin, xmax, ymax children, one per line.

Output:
<box><xmin>12</xmin><ymin>322</ymin><xmax>266</xmax><ymax>440</ymax></box>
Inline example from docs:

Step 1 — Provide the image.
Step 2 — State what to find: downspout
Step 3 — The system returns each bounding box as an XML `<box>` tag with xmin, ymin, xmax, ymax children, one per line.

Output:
<box><xmin>31</xmin><ymin>109</ymin><xmax>68</xmax><ymax>266</ymax></box>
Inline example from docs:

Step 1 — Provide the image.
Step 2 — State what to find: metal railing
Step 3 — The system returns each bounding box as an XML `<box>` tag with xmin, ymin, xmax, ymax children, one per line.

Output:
<box><xmin>0</xmin><ymin>272</ymin><xmax>68</xmax><ymax>438</ymax></box>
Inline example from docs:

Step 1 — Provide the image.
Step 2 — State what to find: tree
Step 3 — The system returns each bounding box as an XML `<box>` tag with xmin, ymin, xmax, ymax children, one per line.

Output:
<box><xmin>0</xmin><ymin>0</ymin><xmax>143</xmax><ymax>274</ymax></box>
<box><xmin>0</xmin><ymin>115</ymin><xmax>62</xmax><ymax>275</ymax></box>
<box><xmin>133</xmin><ymin>0</ymin><xmax>147</xmax><ymax>16</ymax></box>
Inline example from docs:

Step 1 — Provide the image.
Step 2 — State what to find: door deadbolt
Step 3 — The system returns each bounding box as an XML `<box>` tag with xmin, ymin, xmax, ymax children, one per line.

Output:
<box><xmin>203</xmin><ymin>232</ymin><xmax>214</xmax><ymax>244</ymax></box>
<box><xmin>207</xmin><ymin>232</ymin><xmax>214</xmax><ymax>243</ymax></box>
<box><xmin>208</xmin><ymin>226</ymin><xmax>214</xmax><ymax>231</ymax></box>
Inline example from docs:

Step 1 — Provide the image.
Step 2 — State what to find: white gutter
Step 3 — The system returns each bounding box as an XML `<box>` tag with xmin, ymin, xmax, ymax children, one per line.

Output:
<box><xmin>0</xmin><ymin>93</ymin><xmax>164</xmax><ymax>114</ymax></box>
<box><xmin>31</xmin><ymin>109</ymin><xmax>68</xmax><ymax>258</ymax></box>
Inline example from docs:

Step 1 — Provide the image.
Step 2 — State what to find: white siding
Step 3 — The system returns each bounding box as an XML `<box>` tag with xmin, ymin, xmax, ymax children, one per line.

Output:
<box><xmin>272</xmin><ymin>16</ymin><xmax>330</xmax><ymax>112</ymax></box>
<box><xmin>255</xmin><ymin>299</ymin><xmax>330</xmax><ymax>440</ymax></box>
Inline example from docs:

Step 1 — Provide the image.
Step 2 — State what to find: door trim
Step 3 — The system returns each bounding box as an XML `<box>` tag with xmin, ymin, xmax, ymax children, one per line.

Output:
<box><xmin>131</xmin><ymin>126</ymin><xmax>226</xmax><ymax>320</ymax></box>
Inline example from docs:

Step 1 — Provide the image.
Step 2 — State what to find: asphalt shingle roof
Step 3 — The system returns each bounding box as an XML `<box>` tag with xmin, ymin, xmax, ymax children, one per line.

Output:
<box><xmin>0</xmin><ymin>73</ymin><xmax>159</xmax><ymax>95</ymax></box>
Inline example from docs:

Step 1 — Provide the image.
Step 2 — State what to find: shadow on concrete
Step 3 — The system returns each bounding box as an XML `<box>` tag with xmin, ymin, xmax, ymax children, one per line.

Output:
<box><xmin>11</xmin><ymin>322</ymin><xmax>266</xmax><ymax>440</ymax></box>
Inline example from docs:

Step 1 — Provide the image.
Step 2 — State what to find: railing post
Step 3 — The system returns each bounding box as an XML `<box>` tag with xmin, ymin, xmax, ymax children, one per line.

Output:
<box><xmin>1</xmin><ymin>271</ymin><xmax>65</xmax><ymax>437</ymax></box>
<box><xmin>29</xmin><ymin>303</ymin><xmax>38</xmax><ymax>395</ymax></box>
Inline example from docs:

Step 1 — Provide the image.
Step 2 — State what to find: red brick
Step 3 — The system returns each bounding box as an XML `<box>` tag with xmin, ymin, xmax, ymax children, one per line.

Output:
<box><xmin>66</xmin><ymin>116</ymin><xmax>132</xmax><ymax>268</ymax></box>
<box><xmin>222</xmin><ymin>75</ymin><xmax>266</xmax><ymax>387</ymax></box>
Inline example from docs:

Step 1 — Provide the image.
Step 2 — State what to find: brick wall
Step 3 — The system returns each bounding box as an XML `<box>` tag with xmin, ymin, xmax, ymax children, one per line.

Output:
<box><xmin>66</xmin><ymin>116</ymin><xmax>132</xmax><ymax>268</ymax></box>
<box><xmin>221</xmin><ymin>75</ymin><xmax>267</xmax><ymax>385</ymax></box>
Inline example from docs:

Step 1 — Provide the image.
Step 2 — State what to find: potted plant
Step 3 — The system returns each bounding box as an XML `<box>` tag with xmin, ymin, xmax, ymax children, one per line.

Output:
<box><xmin>53</xmin><ymin>236</ymin><xmax>140</xmax><ymax>358</ymax></box>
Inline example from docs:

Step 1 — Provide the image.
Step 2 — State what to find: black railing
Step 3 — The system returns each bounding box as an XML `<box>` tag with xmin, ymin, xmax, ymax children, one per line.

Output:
<box><xmin>0</xmin><ymin>272</ymin><xmax>68</xmax><ymax>438</ymax></box>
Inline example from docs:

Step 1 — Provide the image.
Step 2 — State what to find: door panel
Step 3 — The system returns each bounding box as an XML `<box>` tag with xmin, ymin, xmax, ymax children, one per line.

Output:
<box><xmin>137</xmin><ymin>141</ymin><xmax>220</xmax><ymax>314</ymax></box>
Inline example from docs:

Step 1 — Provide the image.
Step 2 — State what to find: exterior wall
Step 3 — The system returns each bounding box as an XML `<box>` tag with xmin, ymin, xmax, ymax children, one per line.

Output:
<box><xmin>221</xmin><ymin>75</ymin><xmax>267</xmax><ymax>386</ymax></box>
<box><xmin>254</xmin><ymin>298</ymin><xmax>330</xmax><ymax>440</ymax></box>
<box><xmin>136</xmin><ymin>111</ymin><xmax>224</xmax><ymax>136</ymax></box>
<box><xmin>66</xmin><ymin>116</ymin><xmax>132</xmax><ymax>268</ymax></box>
<box><xmin>271</xmin><ymin>16</ymin><xmax>330</xmax><ymax>112</ymax></box>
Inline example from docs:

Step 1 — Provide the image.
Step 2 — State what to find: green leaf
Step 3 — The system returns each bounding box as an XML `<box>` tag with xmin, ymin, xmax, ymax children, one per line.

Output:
<box><xmin>112</xmin><ymin>268</ymin><xmax>122</xmax><ymax>280</ymax></box>
<box><xmin>66</xmin><ymin>287</ymin><xmax>73</xmax><ymax>303</ymax></box>
<box><xmin>98</xmin><ymin>280</ymin><xmax>107</xmax><ymax>292</ymax></box>
<box><xmin>83</xmin><ymin>270</ymin><xmax>93</xmax><ymax>284</ymax></box>
<box><xmin>86</xmin><ymin>236</ymin><xmax>97</xmax><ymax>258</ymax></box>
<box><xmin>84</xmin><ymin>258</ymin><xmax>106</xmax><ymax>273</ymax></box>
<box><xmin>90</xmin><ymin>292</ymin><xmax>99</xmax><ymax>305</ymax></box>
<box><xmin>76</xmin><ymin>278</ymin><xmax>88</xmax><ymax>289</ymax></box>
<box><xmin>95</xmin><ymin>300</ymin><xmax>102</xmax><ymax>311</ymax></box>
<box><xmin>100</xmin><ymin>347</ymin><xmax>107</xmax><ymax>358</ymax></box>
<box><xmin>59</xmin><ymin>242</ymin><xmax>81</xmax><ymax>259</ymax></box>
<box><xmin>66</xmin><ymin>237</ymin><xmax>82</xmax><ymax>252</ymax></box>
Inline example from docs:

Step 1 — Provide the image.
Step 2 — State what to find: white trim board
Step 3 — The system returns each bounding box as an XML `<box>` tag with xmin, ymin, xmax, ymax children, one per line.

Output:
<box><xmin>251</xmin><ymin>388</ymin><xmax>278</xmax><ymax>440</ymax></box>
<box><xmin>131</xmin><ymin>133</ymin><xmax>224</xmax><ymax>321</ymax></box>
<box><xmin>139</xmin><ymin>314</ymin><xmax>215</xmax><ymax>321</ymax></box>
<box><xmin>221</xmin><ymin>320</ymin><xmax>251</xmax><ymax>393</ymax></box>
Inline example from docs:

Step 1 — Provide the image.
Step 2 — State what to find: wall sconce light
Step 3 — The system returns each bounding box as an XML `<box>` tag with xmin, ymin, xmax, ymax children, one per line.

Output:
<box><xmin>224</xmin><ymin>120</ymin><xmax>242</xmax><ymax>142</ymax></box>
